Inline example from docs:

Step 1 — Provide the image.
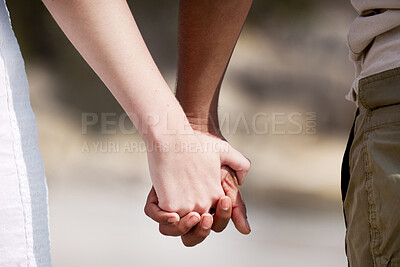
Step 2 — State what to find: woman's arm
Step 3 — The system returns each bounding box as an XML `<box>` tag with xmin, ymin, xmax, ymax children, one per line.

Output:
<box><xmin>42</xmin><ymin>0</ymin><xmax>184</xmax><ymax>142</ymax></box>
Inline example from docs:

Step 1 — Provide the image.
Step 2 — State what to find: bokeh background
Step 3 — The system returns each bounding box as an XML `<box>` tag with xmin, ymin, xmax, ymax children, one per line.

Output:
<box><xmin>8</xmin><ymin>0</ymin><xmax>357</xmax><ymax>266</ymax></box>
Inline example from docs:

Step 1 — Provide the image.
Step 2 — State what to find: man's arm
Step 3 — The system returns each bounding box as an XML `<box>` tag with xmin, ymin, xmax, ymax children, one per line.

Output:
<box><xmin>145</xmin><ymin>0</ymin><xmax>253</xmax><ymax>246</ymax></box>
<box><xmin>176</xmin><ymin>0</ymin><xmax>253</xmax><ymax>135</ymax></box>
<box><xmin>177</xmin><ymin>0</ymin><xmax>253</xmax><ymax>245</ymax></box>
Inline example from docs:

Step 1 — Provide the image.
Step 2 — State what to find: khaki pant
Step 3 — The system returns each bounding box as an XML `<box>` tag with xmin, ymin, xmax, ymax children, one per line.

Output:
<box><xmin>343</xmin><ymin>67</ymin><xmax>400</xmax><ymax>266</ymax></box>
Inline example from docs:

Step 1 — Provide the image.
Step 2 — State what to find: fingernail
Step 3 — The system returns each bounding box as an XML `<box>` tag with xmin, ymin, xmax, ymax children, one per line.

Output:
<box><xmin>201</xmin><ymin>215</ymin><xmax>213</xmax><ymax>230</ymax></box>
<box><xmin>188</xmin><ymin>215</ymin><xmax>200</xmax><ymax>227</ymax></box>
<box><xmin>167</xmin><ymin>216</ymin><xmax>179</xmax><ymax>223</ymax></box>
<box><xmin>221</xmin><ymin>197</ymin><xmax>230</xmax><ymax>211</ymax></box>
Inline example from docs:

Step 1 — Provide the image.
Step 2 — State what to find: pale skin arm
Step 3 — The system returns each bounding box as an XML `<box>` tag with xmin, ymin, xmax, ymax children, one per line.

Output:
<box><xmin>42</xmin><ymin>0</ymin><xmax>250</xmax><ymax>216</ymax></box>
<box><xmin>42</xmin><ymin>0</ymin><xmax>182</xmax><ymax>141</ymax></box>
<box><xmin>145</xmin><ymin>0</ymin><xmax>253</xmax><ymax>246</ymax></box>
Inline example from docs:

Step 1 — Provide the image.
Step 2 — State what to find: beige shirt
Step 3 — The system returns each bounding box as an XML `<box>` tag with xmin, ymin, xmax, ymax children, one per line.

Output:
<box><xmin>347</xmin><ymin>0</ymin><xmax>400</xmax><ymax>102</ymax></box>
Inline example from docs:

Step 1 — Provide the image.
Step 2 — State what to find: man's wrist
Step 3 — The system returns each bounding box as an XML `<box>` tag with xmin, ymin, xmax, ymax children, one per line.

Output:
<box><xmin>185</xmin><ymin>113</ymin><xmax>222</xmax><ymax>137</ymax></box>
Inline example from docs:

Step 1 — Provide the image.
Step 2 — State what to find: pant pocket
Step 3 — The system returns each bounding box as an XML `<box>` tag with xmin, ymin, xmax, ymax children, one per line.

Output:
<box><xmin>388</xmin><ymin>259</ymin><xmax>400</xmax><ymax>267</ymax></box>
<box><xmin>366</xmin><ymin>120</ymin><xmax>400</xmax><ymax>264</ymax></box>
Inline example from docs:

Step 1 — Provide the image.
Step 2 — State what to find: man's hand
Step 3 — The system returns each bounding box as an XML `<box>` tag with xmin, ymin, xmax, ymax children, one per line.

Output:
<box><xmin>144</xmin><ymin>166</ymin><xmax>250</xmax><ymax>247</ymax></box>
<box><xmin>219</xmin><ymin>166</ymin><xmax>251</xmax><ymax>234</ymax></box>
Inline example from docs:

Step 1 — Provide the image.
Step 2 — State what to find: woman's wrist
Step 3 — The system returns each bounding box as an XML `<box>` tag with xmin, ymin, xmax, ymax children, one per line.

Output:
<box><xmin>131</xmin><ymin>107</ymin><xmax>195</xmax><ymax>147</ymax></box>
<box><xmin>117</xmin><ymin>82</ymin><xmax>193</xmax><ymax>145</ymax></box>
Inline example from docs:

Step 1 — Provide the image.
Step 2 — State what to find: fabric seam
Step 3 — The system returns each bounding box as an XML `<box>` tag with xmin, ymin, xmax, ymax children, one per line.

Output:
<box><xmin>0</xmin><ymin>36</ymin><xmax>34</xmax><ymax>267</ymax></box>
<box><xmin>0</xmin><ymin>50</ymin><xmax>31</xmax><ymax>266</ymax></box>
<box><xmin>360</xmin><ymin>66</ymin><xmax>400</xmax><ymax>87</ymax></box>
<box><xmin>363</xmin><ymin>111</ymin><xmax>383</xmax><ymax>267</ymax></box>
<box><xmin>365</xmin><ymin>121</ymin><xmax>400</xmax><ymax>132</ymax></box>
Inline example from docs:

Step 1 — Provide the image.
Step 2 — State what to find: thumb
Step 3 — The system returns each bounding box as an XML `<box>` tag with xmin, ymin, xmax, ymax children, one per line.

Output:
<box><xmin>221</xmin><ymin>166</ymin><xmax>251</xmax><ymax>235</ymax></box>
<box><xmin>231</xmin><ymin>191</ymin><xmax>251</xmax><ymax>235</ymax></box>
<box><xmin>220</xmin><ymin>145</ymin><xmax>251</xmax><ymax>185</ymax></box>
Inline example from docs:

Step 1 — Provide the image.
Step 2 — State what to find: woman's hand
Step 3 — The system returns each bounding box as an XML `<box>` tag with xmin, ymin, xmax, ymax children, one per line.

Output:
<box><xmin>146</xmin><ymin>129</ymin><xmax>250</xmax><ymax>217</ymax></box>
<box><xmin>145</xmin><ymin>120</ymin><xmax>251</xmax><ymax>246</ymax></box>
<box><xmin>144</xmin><ymin>166</ymin><xmax>251</xmax><ymax>247</ymax></box>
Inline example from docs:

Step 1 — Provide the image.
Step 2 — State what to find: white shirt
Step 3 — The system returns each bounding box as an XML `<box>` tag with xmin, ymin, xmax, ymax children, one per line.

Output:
<box><xmin>0</xmin><ymin>1</ymin><xmax>51</xmax><ymax>266</ymax></box>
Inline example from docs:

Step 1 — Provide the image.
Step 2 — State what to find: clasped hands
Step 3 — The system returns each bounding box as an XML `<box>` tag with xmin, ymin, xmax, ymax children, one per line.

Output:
<box><xmin>144</xmin><ymin>124</ymin><xmax>251</xmax><ymax>247</ymax></box>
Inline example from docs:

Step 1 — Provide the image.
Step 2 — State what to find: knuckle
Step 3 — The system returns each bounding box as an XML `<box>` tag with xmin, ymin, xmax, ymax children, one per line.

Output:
<box><xmin>200</xmin><ymin>199</ymin><xmax>210</xmax><ymax>209</ymax></box>
<box><xmin>214</xmin><ymin>192</ymin><xmax>225</xmax><ymax>203</ymax></box>
<box><xmin>197</xmin><ymin>230</ymin><xmax>210</xmax><ymax>239</ymax></box>
<box><xmin>159</xmin><ymin>225</ymin><xmax>173</xmax><ymax>236</ymax></box>
<box><xmin>159</xmin><ymin>201</ymin><xmax>177</xmax><ymax>213</ymax></box>
<box><xmin>182</xmin><ymin>238</ymin><xmax>197</xmax><ymax>247</ymax></box>
<box><xmin>160</xmin><ymin>202</ymin><xmax>193</xmax><ymax>217</ymax></box>
<box><xmin>179</xmin><ymin>224</ymin><xmax>192</xmax><ymax>233</ymax></box>
<box><xmin>213</xmin><ymin>227</ymin><xmax>224</xmax><ymax>233</ymax></box>
<box><xmin>244</xmin><ymin>158</ymin><xmax>251</xmax><ymax>171</ymax></box>
<box><xmin>158</xmin><ymin>225</ymin><xmax>168</xmax><ymax>236</ymax></box>
<box><xmin>143</xmin><ymin>205</ymin><xmax>150</xmax><ymax>217</ymax></box>
<box><xmin>183</xmin><ymin>242</ymin><xmax>195</xmax><ymax>247</ymax></box>
<box><xmin>195</xmin><ymin>201</ymin><xmax>210</xmax><ymax>214</ymax></box>
<box><xmin>180</xmin><ymin>204</ymin><xmax>195</xmax><ymax>217</ymax></box>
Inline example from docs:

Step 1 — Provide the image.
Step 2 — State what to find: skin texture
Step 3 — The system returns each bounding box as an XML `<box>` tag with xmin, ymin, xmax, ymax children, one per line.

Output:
<box><xmin>145</xmin><ymin>166</ymin><xmax>250</xmax><ymax>247</ymax></box>
<box><xmin>42</xmin><ymin>0</ymin><xmax>250</xmax><ymax>217</ymax></box>
<box><xmin>176</xmin><ymin>0</ymin><xmax>254</xmax><ymax>133</ymax></box>
<box><xmin>145</xmin><ymin>0</ymin><xmax>254</xmax><ymax>245</ymax></box>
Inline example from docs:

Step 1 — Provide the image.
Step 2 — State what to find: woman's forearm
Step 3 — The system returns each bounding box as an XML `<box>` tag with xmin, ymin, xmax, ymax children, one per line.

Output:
<box><xmin>42</xmin><ymin>0</ymin><xmax>190</xmax><ymax>143</ymax></box>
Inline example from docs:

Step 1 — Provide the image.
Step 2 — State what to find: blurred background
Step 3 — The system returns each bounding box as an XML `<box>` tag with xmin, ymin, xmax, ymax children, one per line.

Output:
<box><xmin>8</xmin><ymin>0</ymin><xmax>357</xmax><ymax>266</ymax></box>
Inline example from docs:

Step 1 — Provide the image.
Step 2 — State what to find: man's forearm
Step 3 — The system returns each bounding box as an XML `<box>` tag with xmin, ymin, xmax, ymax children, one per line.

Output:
<box><xmin>43</xmin><ymin>0</ymin><xmax>191</xmax><ymax>143</ymax></box>
<box><xmin>176</xmin><ymin>0</ymin><xmax>253</xmax><ymax>133</ymax></box>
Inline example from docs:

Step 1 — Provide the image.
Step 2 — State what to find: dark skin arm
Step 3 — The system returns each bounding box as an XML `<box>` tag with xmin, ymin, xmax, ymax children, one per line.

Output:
<box><xmin>176</xmin><ymin>0</ymin><xmax>253</xmax><ymax>135</ymax></box>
